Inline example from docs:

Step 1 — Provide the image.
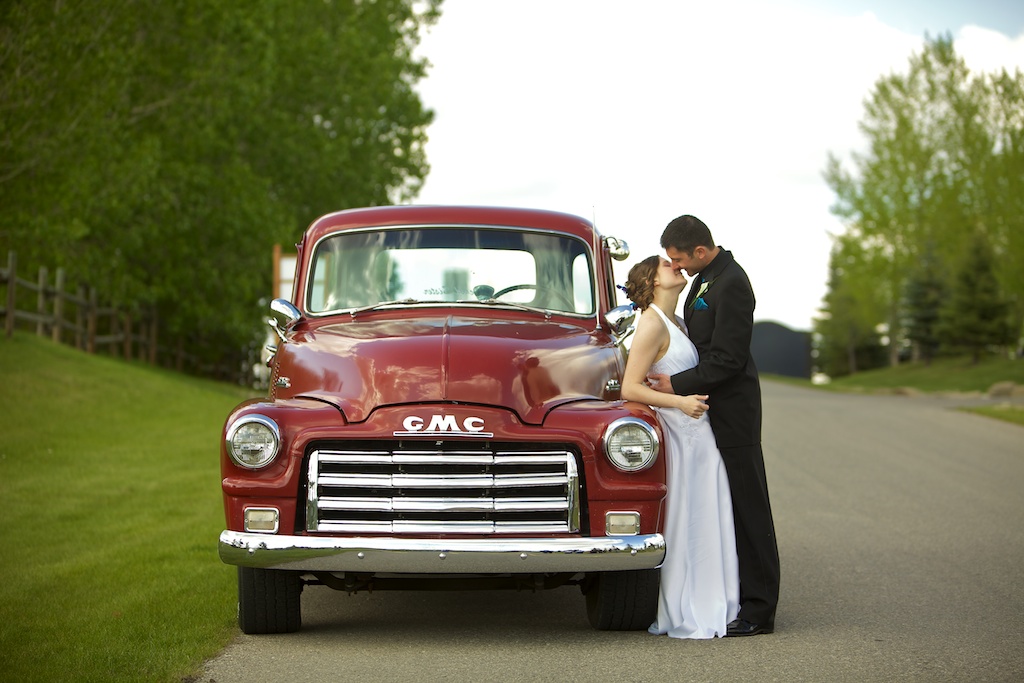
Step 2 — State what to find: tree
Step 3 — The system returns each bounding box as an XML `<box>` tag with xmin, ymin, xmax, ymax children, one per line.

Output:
<box><xmin>0</xmin><ymin>0</ymin><xmax>441</xmax><ymax>374</ymax></box>
<box><xmin>984</xmin><ymin>68</ymin><xmax>1024</xmax><ymax>351</ymax></box>
<box><xmin>823</xmin><ymin>35</ymin><xmax>1024</xmax><ymax>367</ymax></box>
<box><xmin>936</xmin><ymin>232</ymin><xmax>1013</xmax><ymax>364</ymax></box>
<box><xmin>902</xmin><ymin>242</ymin><xmax>946</xmax><ymax>364</ymax></box>
<box><xmin>814</xmin><ymin>233</ymin><xmax>887</xmax><ymax>377</ymax></box>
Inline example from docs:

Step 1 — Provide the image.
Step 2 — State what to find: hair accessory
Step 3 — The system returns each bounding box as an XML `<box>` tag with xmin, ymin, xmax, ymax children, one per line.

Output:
<box><xmin>615</xmin><ymin>284</ymin><xmax>638</xmax><ymax>309</ymax></box>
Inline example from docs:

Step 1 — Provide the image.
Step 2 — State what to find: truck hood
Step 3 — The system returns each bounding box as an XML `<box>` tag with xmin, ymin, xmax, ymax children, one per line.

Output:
<box><xmin>273</xmin><ymin>314</ymin><xmax>620</xmax><ymax>425</ymax></box>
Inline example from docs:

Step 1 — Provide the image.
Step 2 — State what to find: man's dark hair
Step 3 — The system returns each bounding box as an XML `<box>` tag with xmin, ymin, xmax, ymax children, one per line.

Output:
<box><xmin>660</xmin><ymin>215</ymin><xmax>714</xmax><ymax>254</ymax></box>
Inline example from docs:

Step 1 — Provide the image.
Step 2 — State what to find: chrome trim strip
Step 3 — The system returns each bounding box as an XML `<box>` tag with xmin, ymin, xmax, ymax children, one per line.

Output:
<box><xmin>315</xmin><ymin>496</ymin><xmax>569</xmax><ymax>514</ymax></box>
<box><xmin>313</xmin><ymin>450</ymin><xmax>573</xmax><ymax>466</ymax></box>
<box><xmin>493</xmin><ymin>474</ymin><xmax>569</xmax><ymax>486</ymax></box>
<box><xmin>391</xmin><ymin>473</ymin><xmax>495</xmax><ymax>487</ymax></box>
<box><xmin>567</xmin><ymin>454</ymin><xmax>580</xmax><ymax>532</ymax></box>
<box><xmin>392</xmin><ymin>520</ymin><xmax>496</xmax><ymax>534</ymax></box>
<box><xmin>306</xmin><ymin>453</ymin><xmax>321</xmax><ymax>529</ymax></box>
<box><xmin>394</xmin><ymin>453</ymin><xmax>495</xmax><ymax>464</ymax></box>
<box><xmin>493</xmin><ymin>497</ymin><xmax>567</xmax><ymax>511</ymax></box>
<box><xmin>495</xmin><ymin>453</ymin><xmax>571</xmax><ymax>464</ymax></box>
<box><xmin>317</xmin><ymin>452</ymin><xmax>392</xmax><ymax>463</ymax></box>
<box><xmin>318</xmin><ymin>497</ymin><xmax>394</xmax><ymax>511</ymax></box>
<box><xmin>316</xmin><ymin>472</ymin><xmax>569</xmax><ymax>489</ymax></box>
<box><xmin>319</xmin><ymin>474</ymin><xmax>394</xmax><ymax>487</ymax></box>
<box><xmin>312</xmin><ymin>519</ymin><xmax>574</xmax><ymax>534</ymax></box>
<box><xmin>219</xmin><ymin>530</ymin><xmax>665</xmax><ymax>573</ymax></box>
<box><xmin>394</xmin><ymin>498</ymin><xmax>495</xmax><ymax>512</ymax></box>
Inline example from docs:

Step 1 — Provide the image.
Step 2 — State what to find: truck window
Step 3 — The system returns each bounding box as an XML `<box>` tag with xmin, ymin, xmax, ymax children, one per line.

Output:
<box><xmin>306</xmin><ymin>227</ymin><xmax>594</xmax><ymax>315</ymax></box>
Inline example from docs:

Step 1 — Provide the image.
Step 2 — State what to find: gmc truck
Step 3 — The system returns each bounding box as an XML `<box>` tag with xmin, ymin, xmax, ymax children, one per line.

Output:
<box><xmin>219</xmin><ymin>205</ymin><xmax>667</xmax><ymax>633</ymax></box>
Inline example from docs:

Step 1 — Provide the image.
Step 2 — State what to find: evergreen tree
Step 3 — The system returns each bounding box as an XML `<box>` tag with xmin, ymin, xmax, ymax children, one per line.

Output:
<box><xmin>903</xmin><ymin>243</ymin><xmax>946</xmax><ymax>364</ymax></box>
<box><xmin>937</xmin><ymin>232</ymin><xmax>1013</xmax><ymax>363</ymax></box>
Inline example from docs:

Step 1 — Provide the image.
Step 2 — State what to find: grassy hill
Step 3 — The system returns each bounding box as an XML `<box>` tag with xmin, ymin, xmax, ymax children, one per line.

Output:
<box><xmin>0</xmin><ymin>333</ymin><xmax>257</xmax><ymax>682</ymax></box>
<box><xmin>767</xmin><ymin>354</ymin><xmax>1024</xmax><ymax>426</ymax></box>
<box><xmin>823</xmin><ymin>355</ymin><xmax>1024</xmax><ymax>393</ymax></box>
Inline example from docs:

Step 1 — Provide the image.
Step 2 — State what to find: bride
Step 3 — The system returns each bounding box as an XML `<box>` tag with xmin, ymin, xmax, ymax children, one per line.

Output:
<box><xmin>620</xmin><ymin>255</ymin><xmax>739</xmax><ymax>639</ymax></box>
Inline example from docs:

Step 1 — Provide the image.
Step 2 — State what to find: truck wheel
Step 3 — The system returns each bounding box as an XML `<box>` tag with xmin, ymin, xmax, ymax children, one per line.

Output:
<box><xmin>237</xmin><ymin>566</ymin><xmax>303</xmax><ymax>634</ymax></box>
<box><xmin>584</xmin><ymin>569</ymin><xmax>660</xmax><ymax>631</ymax></box>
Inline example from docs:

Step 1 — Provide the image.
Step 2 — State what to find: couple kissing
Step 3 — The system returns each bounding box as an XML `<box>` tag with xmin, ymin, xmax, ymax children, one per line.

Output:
<box><xmin>620</xmin><ymin>214</ymin><xmax>781</xmax><ymax>639</ymax></box>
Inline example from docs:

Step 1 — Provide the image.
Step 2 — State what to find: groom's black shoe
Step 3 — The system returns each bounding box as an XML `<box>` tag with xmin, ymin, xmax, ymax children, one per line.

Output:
<box><xmin>726</xmin><ymin>619</ymin><xmax>774</xmax><ymax>637</ymax></box>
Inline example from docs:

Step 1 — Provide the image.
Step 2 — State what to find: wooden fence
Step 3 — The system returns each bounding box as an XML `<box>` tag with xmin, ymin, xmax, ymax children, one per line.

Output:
<box><xmin>1</xmin><ymin>250</ymin><xmax>251</xmax><ymax>382</ymax></box>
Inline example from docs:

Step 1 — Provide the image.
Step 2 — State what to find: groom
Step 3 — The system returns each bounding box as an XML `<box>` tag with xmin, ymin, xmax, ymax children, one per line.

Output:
<box><xmin>648</xmin><ymin>214</ymin><xmax>780</xmax><ymax>636</ymax></box>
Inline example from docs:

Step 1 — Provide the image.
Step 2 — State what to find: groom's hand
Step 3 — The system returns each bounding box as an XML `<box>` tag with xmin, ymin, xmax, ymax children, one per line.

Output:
<box><xmin>646</xmin><ymin>372</ymin><xmax>672</xmax><ymax>394</ymax></box>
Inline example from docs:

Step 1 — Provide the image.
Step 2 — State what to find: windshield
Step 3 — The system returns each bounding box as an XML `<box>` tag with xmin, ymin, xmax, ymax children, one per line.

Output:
<box><xmin>305</xmin><ymin>226</ymin><xmax>595</xmax><ymax>316</ymax></box>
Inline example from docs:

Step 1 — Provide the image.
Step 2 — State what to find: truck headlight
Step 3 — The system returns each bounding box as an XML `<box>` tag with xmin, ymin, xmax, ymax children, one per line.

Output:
<box><xmin>603</xmin><ymin>416</ymin><xmax>659</xmax><ymax>472</ymax></box>
<box><xmin>226</xmin><ymin>415</ymin><xmax>281</xmax><ymax>469</ymax></box>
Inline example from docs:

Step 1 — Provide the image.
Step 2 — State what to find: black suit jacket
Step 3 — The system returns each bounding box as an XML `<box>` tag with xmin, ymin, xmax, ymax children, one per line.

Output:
<box><xmin>671</xmin><ymin>248</ymin><xmax>762</xmax><ymax>448</ymax></box>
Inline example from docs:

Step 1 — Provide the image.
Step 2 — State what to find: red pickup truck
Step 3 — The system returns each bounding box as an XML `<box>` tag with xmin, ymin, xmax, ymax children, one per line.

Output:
<box><xmin>219</xmin><ymin>205</ymin><xmax>666</xmax><ymax>633</ymax></box>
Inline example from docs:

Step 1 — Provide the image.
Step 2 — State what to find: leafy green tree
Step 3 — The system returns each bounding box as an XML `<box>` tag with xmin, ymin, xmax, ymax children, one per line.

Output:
<box><xmin>814</xmin><ymin>233</ymin><xmax>887</xmax><ymax>377</ymax></box>
<box><xmin>984</xmin><ymin>68</ymin><xmax>1024</xmax><ymax>349</ymax></box>
<box><xmin>936</xmin><ymin>232</ymin><xmax>1013</xmax><ymax>363</ymax></box>
<box><xmin>824</xmin><ymin>36</ymin><xmax>982</xmax><ymax>365</ymax></box>
<box><xmin>823</xmin><ymin>35</ymin><xmax>1024</xmax><ymax>367</ymax></box>
<box><xmin>0</xmin><ymin>0</ymin><xmax>441</xmax><ymax>374</ymax></box>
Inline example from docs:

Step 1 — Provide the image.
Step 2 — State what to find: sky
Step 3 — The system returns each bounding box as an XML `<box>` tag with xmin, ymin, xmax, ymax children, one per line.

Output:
<box><xmin>411</xmin><ymin>0</ymin><xmax>1024</xmax><ymax>331</ymax></box>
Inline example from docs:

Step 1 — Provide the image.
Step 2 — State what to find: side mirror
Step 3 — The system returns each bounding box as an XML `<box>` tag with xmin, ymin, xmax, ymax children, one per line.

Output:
<box><xmin>268</xmin><ymin>298</ymin><xmax>301</xmax><ymax>341</ymax></box>
<box><xmin>605</xmin><ymin>304</ymin><xmax>637</xmax><ymax>344</ymax></box>
<box><xmin>271</xmin><ymin>298</ymin><xmax>301</xmax><ymax>323</ymax></box>
<box><xmin>604</xmin><ymin>237</ymin><xmax>630</xmax><ymax>261</ymax></box>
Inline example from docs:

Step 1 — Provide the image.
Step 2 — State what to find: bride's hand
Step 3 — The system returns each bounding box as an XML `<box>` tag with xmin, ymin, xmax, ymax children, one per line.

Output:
<box><xmin>677</xmin><ymin>394</ymin><xmax>709</xmax><ymax>419</ymax></box>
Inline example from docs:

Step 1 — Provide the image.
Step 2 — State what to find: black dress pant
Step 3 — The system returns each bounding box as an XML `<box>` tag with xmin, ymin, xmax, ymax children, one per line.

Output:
<box><xmin>719</xmin><ymin>443</ymin><xmax>780</xmax><ymax>625</ymax></box>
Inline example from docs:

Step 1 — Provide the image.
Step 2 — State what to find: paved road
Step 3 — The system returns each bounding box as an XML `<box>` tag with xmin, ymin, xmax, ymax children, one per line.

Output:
<box><xmin>200</xmin><ymin>382</ymin><xmax>1024</xmax><ymax>682</ymax></box>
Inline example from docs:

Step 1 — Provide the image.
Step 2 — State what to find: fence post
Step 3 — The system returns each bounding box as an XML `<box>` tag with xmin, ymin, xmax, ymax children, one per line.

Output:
<box><xmin>148</xmin><ymin>313</ymin><xmax>158</xmax><ymax>365</ymax></box>
<box><xmin>109</xmin><ymin>309</ymin><xmax>119</xmax><ymax>357</ymax></box>
<box><xmin>87</xmin><ymin>287</ymin><xmax>97</xmax><ymax>354</ymax></box>
<box><xmin>123</xmin><ymin>312</ymin><xmax>132</xmax><ymax>360</ymax></box>
<box><xmin>5</xmin><ymin>251</ymin><xmax>16</xmax><ymax>338</ymax></box>
<box><xmin>36</xmin><ymin>266</ymin><xmax>48</xmax><ymax>337</ymax></box>
<box><xmin>52</xmin><ymin>268</ymin><xmax>66</xmax><ymax>344</ymax></box>
<box><xmin>75</xmin><ymin>284</ymin><xmax>86</xmax><ymax>349</ymax></box>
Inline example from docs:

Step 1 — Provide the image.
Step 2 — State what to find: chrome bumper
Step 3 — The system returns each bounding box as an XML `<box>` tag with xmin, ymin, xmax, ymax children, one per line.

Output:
<box><xmin>219</xmin><ymin>530</ymin><xmax>665</xmax><ymax>573</ymax></box>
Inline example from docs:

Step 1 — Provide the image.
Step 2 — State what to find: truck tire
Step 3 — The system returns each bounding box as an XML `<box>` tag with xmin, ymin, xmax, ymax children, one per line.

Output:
<box><xmin>237</xmin><ymin>566</ymin><xmax>302</xmax><ymax>634</ymax></box>
<box><xmin>584</xmin><ymin>569</ymin><xmax>660</xmax><ymax>631</ymax></box>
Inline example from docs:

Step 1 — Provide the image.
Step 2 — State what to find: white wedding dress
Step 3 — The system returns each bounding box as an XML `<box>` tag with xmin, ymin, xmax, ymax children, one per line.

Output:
<box><xmin>647</xmin><ymin>304</ymin><xmax>740</xmax><ymax>639</ymax></box>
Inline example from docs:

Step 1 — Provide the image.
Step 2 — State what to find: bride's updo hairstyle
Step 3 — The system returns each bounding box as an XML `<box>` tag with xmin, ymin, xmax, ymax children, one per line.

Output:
<box><xmin>623</xmin><ymin>255</ymin><xmax>661</xmax><ymax>311</ymax></box>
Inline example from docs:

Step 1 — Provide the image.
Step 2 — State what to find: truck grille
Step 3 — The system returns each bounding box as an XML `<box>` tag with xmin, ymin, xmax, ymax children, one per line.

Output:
<box><xmin>305</xmin><ymin>445</ymin><xmax>580</xmax><ymax>534</ymax></box>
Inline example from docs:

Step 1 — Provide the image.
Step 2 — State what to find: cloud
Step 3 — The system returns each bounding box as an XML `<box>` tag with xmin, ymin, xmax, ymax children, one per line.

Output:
<box><xmin>414</xmin><ymin>1</ymin><xmax>1024</xmax><ymax>330</ymax></box>
<box><xmin>957</xmin><ymin>25</ymin><xmax>1024</xmax><ymax>72</ymax></box>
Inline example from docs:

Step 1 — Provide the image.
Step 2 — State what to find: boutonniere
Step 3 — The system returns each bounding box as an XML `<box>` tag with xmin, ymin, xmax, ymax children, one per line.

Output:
<box><xmin>689</xmin><ymin>276</ymin><xmax>716</xmax><ymax>310</ymax></box>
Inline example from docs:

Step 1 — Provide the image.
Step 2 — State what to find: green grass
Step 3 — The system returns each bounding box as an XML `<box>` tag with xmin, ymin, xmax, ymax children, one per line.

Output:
<box><xmin>765</xmin><ymin>354</ymin><xmax>1024</xmax><ymax>428</ymax></box>
<box><xmin>0</xmin><ymin>333</ymin><xmax>257</xmax><ymax>683</ymax></box>
<box><xmin>823</xmin><ymin>355</ymin><xmax>1024</xmax><ymax>393</ymax></box>
<box><xmin>963</xmin><ymin>404</ymin><xmax>1024</xmax><ymax>427</ymax></box>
